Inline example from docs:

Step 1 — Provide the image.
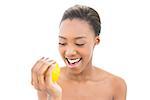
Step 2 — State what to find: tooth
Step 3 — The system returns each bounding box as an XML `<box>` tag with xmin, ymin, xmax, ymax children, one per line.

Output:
<box><xmin>68</xmin><ymin>58</ymin><xmax>80</xmax><ymax>63</ymax></box>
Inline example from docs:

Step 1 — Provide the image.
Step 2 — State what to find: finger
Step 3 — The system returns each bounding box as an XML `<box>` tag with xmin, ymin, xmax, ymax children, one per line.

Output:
<box><xmin>31</xmin><ymin>57</ymin><xmax>46</xmax><ymax>89</ymax></box>
<box><xmin>37</xmin><ymin>60</ymin><xmax>56</xmax><ymax>90</ymax></box>
<box><xmin>31</xmin><ymin>57</ymin><xmax>44</xmax><ymax>73</ymax></box>
<box><xmin>31</xmin><ymin>57</ymin><xmax>44</xmax><ymax>85</ymax></box>
<box><xmin>45</xmin><ymin>63</ymin><xmax>56</xmax><ymax>89</ymax></box>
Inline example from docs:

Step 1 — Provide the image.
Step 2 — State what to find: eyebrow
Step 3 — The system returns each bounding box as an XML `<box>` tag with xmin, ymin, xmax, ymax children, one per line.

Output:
<box><xmin>59</xmin><ymin>36</ymin><xmax>66</xmax><ymax>39</ymax></box>
<box><xmin>59</xmin><ymin>36</ymin><xmax>86</xmax><ymax>40</ymax></box>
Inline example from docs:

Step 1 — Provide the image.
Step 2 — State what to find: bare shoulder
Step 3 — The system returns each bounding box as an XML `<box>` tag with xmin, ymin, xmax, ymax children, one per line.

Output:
<box><xmin>111</xmin><ymin>74</ymin><xmax>127</xmax><ymax>100</ymax></box>
<box><xmin>111</xmin><ymin>75</ymin><xmax>127</xmax><ymax>90</ymax></box>
<box><xmin>95</xmin><ymin>67</ymin><xmax>126</xmax><ymax>87</ymax></box>
<box><xmin>96</xmin><ymin>67</ymin><xmax>127</xmax><ymax>100</ymax></box>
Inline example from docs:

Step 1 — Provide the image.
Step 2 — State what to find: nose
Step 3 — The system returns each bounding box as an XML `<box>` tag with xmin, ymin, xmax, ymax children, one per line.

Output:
<box><xmin>65</xmin><ymin>49</ymin><xmax>77</xmax><ymax>57</ymax></box>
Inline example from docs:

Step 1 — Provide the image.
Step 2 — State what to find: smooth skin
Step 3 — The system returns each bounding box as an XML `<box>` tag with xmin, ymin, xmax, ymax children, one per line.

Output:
<box><xmin>31</xmin><ymin>19</ymin><xmax>127</xmax><ymax>100</ymax></box>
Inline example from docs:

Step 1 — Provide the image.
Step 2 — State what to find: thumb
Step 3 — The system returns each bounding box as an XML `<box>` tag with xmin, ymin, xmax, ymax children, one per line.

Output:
<box><xmin>45</xmin><ymin>63</ymin><xmax>55</xmax><ymax>87</ymax></box>
<box><xmin>45</xmin><ymin>63</ymin><xmax>62</xmax><ymax>97</ymax></box>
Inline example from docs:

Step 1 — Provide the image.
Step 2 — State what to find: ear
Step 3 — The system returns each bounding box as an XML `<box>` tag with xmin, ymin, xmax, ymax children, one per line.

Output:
<box><xmin>94</xmin><ymin>36</ymin><xmax>100</xmax><ymax>45</ymax></box>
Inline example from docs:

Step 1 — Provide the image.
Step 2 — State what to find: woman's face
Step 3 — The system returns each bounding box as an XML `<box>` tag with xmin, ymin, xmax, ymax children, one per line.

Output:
<box><xmin>58</xmin><ymin>19</ymin><xmax>99</xmax><ymax>74</ymax></box>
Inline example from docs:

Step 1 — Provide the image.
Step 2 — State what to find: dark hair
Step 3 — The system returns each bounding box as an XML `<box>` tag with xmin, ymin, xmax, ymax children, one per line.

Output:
<box><xmin>60</xmin><ymin>5</ymin><xmax>101</xmax><ymax>36</ymax></box>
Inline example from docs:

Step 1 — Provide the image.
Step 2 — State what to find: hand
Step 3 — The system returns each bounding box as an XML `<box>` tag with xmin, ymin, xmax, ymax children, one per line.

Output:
<box><xmin>31</xmin><ymin>57</ymin><xmax>62</xmax><ymax>99</ymax></box>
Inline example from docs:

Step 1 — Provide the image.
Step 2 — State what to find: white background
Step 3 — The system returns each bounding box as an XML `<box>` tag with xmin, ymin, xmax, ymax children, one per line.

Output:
<box><xmin>0</xmin><ymin>0</ymin><xmax>150</xmax><ymax>100</ymax></box>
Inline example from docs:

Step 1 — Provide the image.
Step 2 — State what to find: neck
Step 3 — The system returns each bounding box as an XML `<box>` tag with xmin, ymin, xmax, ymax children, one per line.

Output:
<box><xmin>65</xmin><ymin>62</ymin><xmax>95</xmax><ymax>82</ymax></box>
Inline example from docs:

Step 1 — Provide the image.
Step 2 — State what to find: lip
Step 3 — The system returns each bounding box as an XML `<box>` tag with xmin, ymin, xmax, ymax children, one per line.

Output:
<box><xmin>65</xmin><ymin>58</ymin><xmax>82</xmax><ymax>68</ymax></box>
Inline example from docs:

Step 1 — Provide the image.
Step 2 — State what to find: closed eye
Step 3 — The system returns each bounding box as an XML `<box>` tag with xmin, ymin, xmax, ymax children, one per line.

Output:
<box><xmin>75</xmin><ymin>43</ymin><xmax>85</xmax><ymax>46</ymax></box>
<box><xmin>59</xmin><ymin>43</ymin><xmax>66</xmax><ymax>46</ymax></box>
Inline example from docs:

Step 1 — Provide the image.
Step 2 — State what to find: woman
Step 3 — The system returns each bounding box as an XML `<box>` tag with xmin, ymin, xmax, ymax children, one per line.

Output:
<box><xmin>31</xmin><ymin>5</ymin><xmax>127</xmax><ymax>100</ymax></box>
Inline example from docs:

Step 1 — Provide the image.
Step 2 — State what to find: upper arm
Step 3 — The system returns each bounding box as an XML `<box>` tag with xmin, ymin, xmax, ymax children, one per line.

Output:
<box><xmin>37</xmin><ymin>91</ymin><xmax>48</xmax><ymax>100</ymax></box>
<box><xmin>113</xmin><ymin>77</ymin><xmax>127</xmax><ymax>100</ymax></box>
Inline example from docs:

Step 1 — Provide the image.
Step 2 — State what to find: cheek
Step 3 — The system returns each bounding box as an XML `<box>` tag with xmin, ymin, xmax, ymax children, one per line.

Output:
<box><xmin>80</xmin><ymin>46</ymin><xmax>94</xmax><ymax>59</ymax></box>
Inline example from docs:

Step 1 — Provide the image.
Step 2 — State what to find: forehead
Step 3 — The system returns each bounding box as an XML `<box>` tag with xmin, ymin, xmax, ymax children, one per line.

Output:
<box><xmin>59</xmin><ymin>19</ymin><xmax>95</xmax><ymax>38</ymax></box>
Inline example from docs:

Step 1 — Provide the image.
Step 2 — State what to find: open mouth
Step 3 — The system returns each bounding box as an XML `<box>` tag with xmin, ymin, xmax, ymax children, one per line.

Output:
<box><xmin>65</xmin><ymin>58</ymin><xmax>82</xmax><ymax>68</ymax></box>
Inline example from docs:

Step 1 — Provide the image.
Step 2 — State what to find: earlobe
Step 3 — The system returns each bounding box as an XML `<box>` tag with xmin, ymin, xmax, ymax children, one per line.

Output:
<box><xmin>95</xmin><ymin>36</ymin><xmax>100</xmax><ymax>45</ymax></box>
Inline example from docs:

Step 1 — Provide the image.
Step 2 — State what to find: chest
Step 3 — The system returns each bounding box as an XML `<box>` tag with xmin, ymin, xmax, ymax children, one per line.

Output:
<box><xmin>60</xmin><ymin>81</ymin><xmax>114</xmax><ymax>100</ymax></box>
